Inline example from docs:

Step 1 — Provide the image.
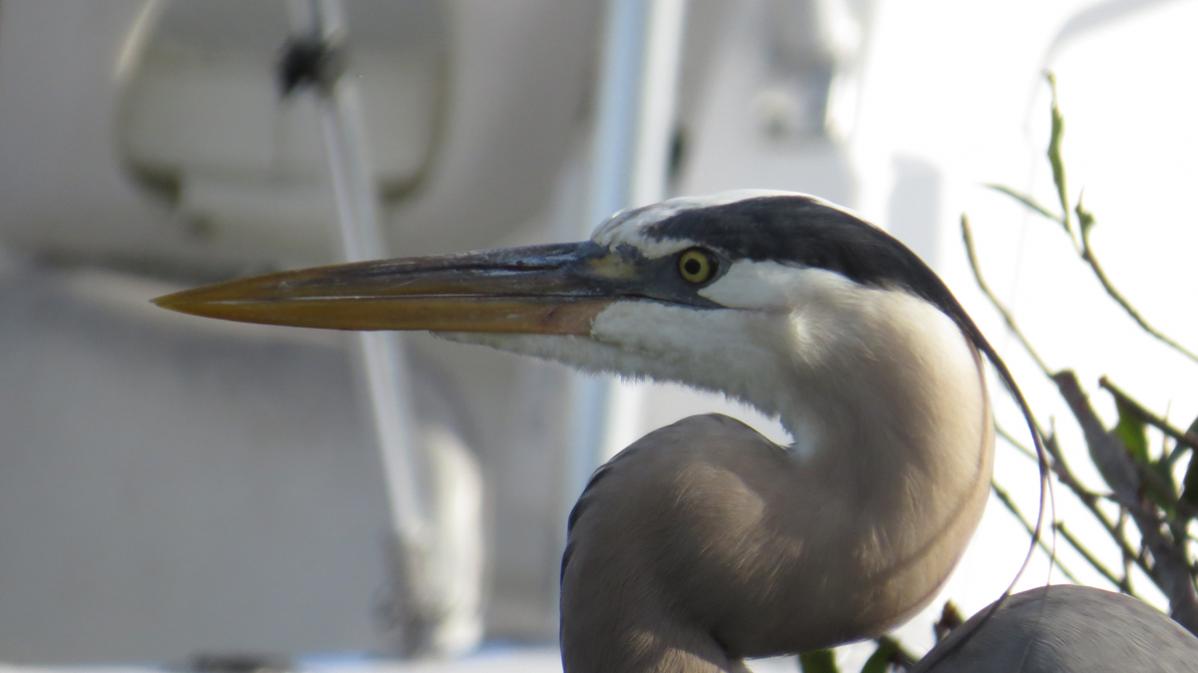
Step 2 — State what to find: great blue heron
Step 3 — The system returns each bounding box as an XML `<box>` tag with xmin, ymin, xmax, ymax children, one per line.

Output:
<box><xmin>156</xmin><ymin>191</ymin><xmax>1198</xmax><ymax>672</ymax></box>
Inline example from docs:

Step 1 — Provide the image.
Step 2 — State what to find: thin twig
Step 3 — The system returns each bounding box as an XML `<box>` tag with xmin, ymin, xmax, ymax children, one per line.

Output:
<box><xmin>1004</xmin><ymin>416</ymin><xmax>1133</xmax><ymax>535</ymax></box>
<box><xmin>997</xmin><ymin>422</ymin><xmax>1151</xmax><ymax>586</ymax></box>
<box><xmin>963</xmin><ymin>201</ymin><xmax>1168</xmax><ymax>597</ymax></box>
<box><xmin>997</xmin><ymin>424</ymin><xmax>1040</xmax><ymax>464</ymax></box>
<box><xmin>984</xmin><ymin>184</ymin><xmax>1061</xmax><ymax>222</ymax></box>
<box><xmin>1054</xmin><ymin>521</ymin><xmax>1118</xmax><ymax>587</ymax></box>
<box><xmin>999</xmin><ymin>421</ymin><xmax>1140</xmax><ymax>590</ymax></box>
<box><xmin>1076</xmin><ymin>218</ymin><xmax>1198</xmax><ymax>365</ymax></box>
<box><xmin>960</xmin><ymin>215</ymin><xmax>1053</xmax><ymax>377</ymax></box>
<box><xmin>1039</xmin><ymin>424</ymin><xmax>1154</xmax><ymax>581</ymax></box>
<box><xmin>998</xmin><ymin>424</ymin><xmax>1104</xmax><ymax>503</ymax></box>
<box><xmin>992</xmin><ymin>482</ymin><xmax>1081</xmax><ymax>582</ymax></box>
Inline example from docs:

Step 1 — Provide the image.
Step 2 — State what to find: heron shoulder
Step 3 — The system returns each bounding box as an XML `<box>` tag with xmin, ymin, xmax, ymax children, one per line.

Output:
<box><xmin>562</xmin><ymin>413</ymin><xmax>788</xmax><ymax>576</ymax></box>
<box><xmin>564</xmin><ymin>413</ymin><xmax>784</xmax><ymax>531</ymax></box>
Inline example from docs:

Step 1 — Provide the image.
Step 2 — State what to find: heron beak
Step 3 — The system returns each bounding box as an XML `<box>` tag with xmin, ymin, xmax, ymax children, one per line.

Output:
<box><xmin>153</xmin><ymin>242</ymin><xmax>628</xmax><ymax>335</ymax></box>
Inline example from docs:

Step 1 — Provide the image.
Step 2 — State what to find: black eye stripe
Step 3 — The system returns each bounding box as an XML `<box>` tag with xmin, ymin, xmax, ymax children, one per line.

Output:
<box><xmin>644</xmin><ymin>196</ymin><xmax>961</xmax><ymax>314</ymax></box>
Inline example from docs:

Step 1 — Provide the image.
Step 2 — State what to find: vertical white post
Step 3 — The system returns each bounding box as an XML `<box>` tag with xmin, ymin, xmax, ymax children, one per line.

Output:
<box><xmin>568</xmin><ymin>0</ymin><xmax>689</xmax><ymax>499</ymax></box>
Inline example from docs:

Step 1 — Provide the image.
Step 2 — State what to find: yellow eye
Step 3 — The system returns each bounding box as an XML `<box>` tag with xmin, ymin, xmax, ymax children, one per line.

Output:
<box><xmin>677</xmin><ymin>248</ymin><xmax>716</xmax><ymax>284</ymax></box>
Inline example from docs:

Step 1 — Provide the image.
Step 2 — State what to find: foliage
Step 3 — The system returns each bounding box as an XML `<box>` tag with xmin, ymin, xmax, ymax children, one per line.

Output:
<box><xmin>803</xmin><ymin>72</ymin><xmax>1198</xmax><ymax>673</ymax></box>
<box><xmin>968</xmin><ymin>74</ymin><xmax>1198</xmax><ymax>637</ymax></box>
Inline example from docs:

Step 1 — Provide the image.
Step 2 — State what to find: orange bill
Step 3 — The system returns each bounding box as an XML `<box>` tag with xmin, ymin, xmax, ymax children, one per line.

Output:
<box><xmin>153</xmin><ymin>242</ymin><xmax>629</xmax><ymax>335</ymax></box>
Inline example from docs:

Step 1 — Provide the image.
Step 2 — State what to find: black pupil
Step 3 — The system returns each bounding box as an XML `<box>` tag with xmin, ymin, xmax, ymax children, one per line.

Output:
<box><xmin>684</xmin><ymin>257</ymin><xmax>703</xmax><ymax>276</ymax></box>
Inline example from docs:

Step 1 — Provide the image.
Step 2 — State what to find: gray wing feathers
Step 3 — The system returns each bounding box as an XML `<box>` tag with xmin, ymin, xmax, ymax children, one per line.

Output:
<box><xmin>916</xmin><ymin>585</ymin><xmax>1198</xmax><ymax>673</ymax></box>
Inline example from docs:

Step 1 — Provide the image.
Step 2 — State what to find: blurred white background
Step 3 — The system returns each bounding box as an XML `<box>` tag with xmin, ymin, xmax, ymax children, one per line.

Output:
<box><xmin>0</xmin><ymin>0</ymin><xmax>1195</xmax><ymax>671</ymax></box>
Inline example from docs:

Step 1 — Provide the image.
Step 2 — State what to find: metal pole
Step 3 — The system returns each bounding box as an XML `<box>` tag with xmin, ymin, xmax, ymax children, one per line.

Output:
<box><xmin>288</xmin><ymin>0</ymin><xmax>427</xmax><ymax>544</ymax></box>
<box><xmin>284</xmin><ymin>0</ymin><xmax>456</xmax><ymax>655</ymax></box>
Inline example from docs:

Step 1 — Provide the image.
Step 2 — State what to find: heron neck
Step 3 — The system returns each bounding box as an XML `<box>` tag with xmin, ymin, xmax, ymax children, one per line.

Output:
<box><xmin>764</xmin><ymin>298</ymin><xmax>996</xmax><ymax>640</ymax></box>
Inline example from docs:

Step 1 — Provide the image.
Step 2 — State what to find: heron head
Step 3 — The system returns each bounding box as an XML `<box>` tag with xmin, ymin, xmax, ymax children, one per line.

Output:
<box><xmin>154</xmin><ymin>191</ymin><xmax>976</xmax><ymax>428</ymax></box>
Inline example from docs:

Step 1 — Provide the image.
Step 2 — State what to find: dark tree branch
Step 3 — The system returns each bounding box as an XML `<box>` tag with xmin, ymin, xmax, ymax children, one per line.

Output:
<box><xmin>1053</xmin><ymin>371</ymin><xmax>1198</xmax><ymax>634</ymax></box>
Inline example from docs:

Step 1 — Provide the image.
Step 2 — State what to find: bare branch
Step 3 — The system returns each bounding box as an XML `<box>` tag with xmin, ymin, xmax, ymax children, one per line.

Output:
<box><xmin>999</xmin><ymin>421</ymin><xmax>1154</xmax><ymax>583</ymax></box>
<box><xmin>984</xmin><ymin>184</ymin><xmax>1062</xmax><ymax>223</ymax></box>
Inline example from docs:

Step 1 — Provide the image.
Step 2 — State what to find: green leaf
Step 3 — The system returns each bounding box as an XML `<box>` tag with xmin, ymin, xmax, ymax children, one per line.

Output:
<box><xmin>1113</xmin><ymin>400</ymin><xmax>1178</xmax><ymax>513</ymax></box>
<box><xmin>799</xmin><ymin>649</ymin><xmax>839</xmax><ymax>673</ymax></box>
<box><xmin>1113</xmin><ymin>398</ymin><xmax>1149</xmax><ymax>465</ymax></box>
<box><xmin>1045</xmin><ymin>73</ymin><xmax>1073</xmax><ymax>238</ymax></box>
<box><xmin>984</xmin><ymin>183</ymin><xmax>1062</xmax><ymax>223</ymax></box>
<box><xmin>860</xmin><ymin>639</ymin><xmax>897</xmax><ymax>673</ymax></box>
